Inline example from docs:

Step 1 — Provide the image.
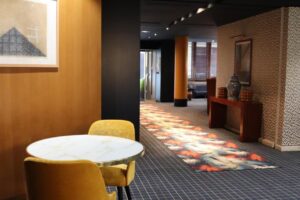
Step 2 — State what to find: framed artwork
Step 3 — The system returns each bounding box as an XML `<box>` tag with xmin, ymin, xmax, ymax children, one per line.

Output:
<box><xmin>0</xmin><ymin>0</ymin><xmax>59</xmax><ymax>68</ymax></box>
<box><xmin>234</xmin><ymin>39</ymin><xmax>252</xmax><ymax>85</ymax></box>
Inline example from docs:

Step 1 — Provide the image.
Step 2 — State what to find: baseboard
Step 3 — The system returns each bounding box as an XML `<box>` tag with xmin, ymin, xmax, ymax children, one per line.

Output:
<box><xmin>275</xmin><ymin>144</ymin><xmax>300</xmax><ymax>152</ymax></box>
<box><xmin>259</xmin><ymin>138</ymin><xmax>275</xmax><ymax>148</ymax></box>
<box><xmin>259</xmin><ymin>138</ymin><xmax>300</xmax><ymax>151</ymax></box>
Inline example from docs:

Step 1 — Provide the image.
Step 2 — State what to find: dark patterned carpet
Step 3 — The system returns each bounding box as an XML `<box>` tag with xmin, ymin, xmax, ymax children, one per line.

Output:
<box><xmin>111</xmin><ymin>100</ymin><xmax>300</xmax><ymax>200</ymax></box>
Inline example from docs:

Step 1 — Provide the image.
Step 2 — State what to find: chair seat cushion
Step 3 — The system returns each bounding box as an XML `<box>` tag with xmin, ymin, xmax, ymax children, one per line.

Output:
<box><xmin>101</xmin><ymin>163</ymin><xmax>134</xmax><ymax>186</ymax></box>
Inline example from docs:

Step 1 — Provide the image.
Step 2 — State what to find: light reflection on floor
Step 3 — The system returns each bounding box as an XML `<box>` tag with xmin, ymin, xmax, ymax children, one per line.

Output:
<box><xmin>140</xmin><ymin>103</ymin><xmax>276</xmax><ymax>172</ymax></box>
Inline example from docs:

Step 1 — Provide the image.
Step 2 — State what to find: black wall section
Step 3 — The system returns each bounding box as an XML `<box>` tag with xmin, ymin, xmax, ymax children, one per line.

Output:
<box><xmin>140</xmin><ymin>40</ymin><xmax>161</xmax><ymax>49</ymax></box>
<box><xmin>102</xmin><ymin>0</ymin><xmax>140</xmax><ymax>140</ymax></box>
<box><xmin>160</xmin><ymin>40</ymin><xmax>175</xmax><ymax>102</ymax></box>
<box><xmin>141</xmin><ymin>40</ymin><xmax>175</xmax><ymax>102</ymax></box>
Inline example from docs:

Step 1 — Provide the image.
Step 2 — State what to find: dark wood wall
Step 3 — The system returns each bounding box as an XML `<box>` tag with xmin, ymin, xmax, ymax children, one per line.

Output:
<box><xmin>102</xmin><ymin>0</ymin><xmax>140</xmax><ymax>140</ymax></box>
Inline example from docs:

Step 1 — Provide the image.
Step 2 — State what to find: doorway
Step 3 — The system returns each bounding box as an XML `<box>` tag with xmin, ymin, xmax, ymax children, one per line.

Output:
<box><xmin>140</xmin><ymin>49</ymin><xmax>161</xmax><ymax>101</ymax></box>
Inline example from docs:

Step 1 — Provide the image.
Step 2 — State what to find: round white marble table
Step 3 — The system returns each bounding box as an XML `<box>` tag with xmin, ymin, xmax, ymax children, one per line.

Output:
<box><xmin>26</xmin><ymin>135</ymin><xmax>144</xmax><ymax>166</ymax></box>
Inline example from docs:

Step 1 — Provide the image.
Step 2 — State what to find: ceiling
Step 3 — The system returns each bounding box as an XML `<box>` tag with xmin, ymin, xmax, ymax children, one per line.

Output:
<box><xmin>141</xmin><ymin>0</ymin><xmax>300</xmax><ymax>41</ymax></box>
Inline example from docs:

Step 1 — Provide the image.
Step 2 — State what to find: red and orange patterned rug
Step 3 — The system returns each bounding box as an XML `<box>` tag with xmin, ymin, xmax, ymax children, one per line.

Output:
<box><xmin>140</xmin><ymin>103</ymin><xmax>276</xmax><ymax>172</ymax></box>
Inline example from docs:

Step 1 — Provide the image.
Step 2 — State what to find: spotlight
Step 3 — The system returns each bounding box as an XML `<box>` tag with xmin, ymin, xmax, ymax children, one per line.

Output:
<box><xmin>196</xmin><ymin>8</ymin><xmax>205</xmax><ymax>14</ymax></box>
<box><xmin>166</xmin><ymin>27</ymin><xmax>170</xmax><ymax>31</ymax></box>
<box><xmin>180</xmin><ymin>17</ymin><xmax>185</xmax><ymax>21</ymax></box>
<box><xmin>174</xmin><ymin>20</ymin><xmax>178</xmax><ymax>25</ymax></box>
<box><xmin>207</xmin><ymin>3</ymin><xmax>213</xmax><ymax>8</ymax></box>
<box><xmin>188</xmin><ymin>12</ymin><xmax>193</xmax><ymax>18</ymax></box>
<box><xmin>154</xmin><ymin>33</ymin><xmax>158</xmax><ymax>36</ymax></box>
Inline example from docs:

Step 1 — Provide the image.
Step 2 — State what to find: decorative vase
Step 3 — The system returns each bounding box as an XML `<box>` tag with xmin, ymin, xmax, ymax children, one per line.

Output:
<box><xmin>217</xmin><ymin>87</ymin><xmax>227</xmax><ymax>98</ymax></box>
<box><xmin>227</xmin><ymin>74</ymin><xmax>241</xmax><ymax>100</ymax></box>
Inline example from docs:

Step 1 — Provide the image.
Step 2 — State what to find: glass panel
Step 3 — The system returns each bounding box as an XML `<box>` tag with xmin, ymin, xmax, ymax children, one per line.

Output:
<box><xmin>210</xmin><ymin>42</ymin><xmax>217</xmax><ymax>77</ymax></box>
<box><xmin>187</xmin><ymin>42</ymin><xmax>192</xmax><ymax>79</ymax></box>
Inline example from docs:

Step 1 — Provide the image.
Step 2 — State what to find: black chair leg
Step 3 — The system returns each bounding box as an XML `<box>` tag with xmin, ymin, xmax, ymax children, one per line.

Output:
<box><xmin>117</xmin><ymin>187</ymin><xmax>123</xmax><ymax>200</ymax></box>
<box><xmin>125</xmin><ymin>186</ymin><xmax>132</xmax><ymax>200</ymax></box>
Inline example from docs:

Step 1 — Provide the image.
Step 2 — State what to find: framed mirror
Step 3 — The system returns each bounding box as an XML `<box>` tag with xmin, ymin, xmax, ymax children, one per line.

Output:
<box><xmin>234</xmin><ymin>39</ymin><xmax>252</xmax><ymax>85</ymax></box>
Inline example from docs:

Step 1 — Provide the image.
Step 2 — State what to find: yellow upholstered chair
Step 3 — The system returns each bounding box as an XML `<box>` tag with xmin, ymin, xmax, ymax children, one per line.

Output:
<box><xmin>88</xmin><ymin>120</ymin><xmax>136</xmax><ymax>200</ymax></box>
<box><xmin>24</xmin><ymin>157</ymin><xmax>116</xmax><ymax>200</ymax></box>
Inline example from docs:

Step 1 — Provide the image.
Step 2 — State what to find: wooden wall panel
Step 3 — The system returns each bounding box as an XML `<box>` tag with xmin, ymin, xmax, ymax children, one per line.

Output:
<box><xmin>0</xmin><ymin>0</ymin><xmax>101</xmax><ymax>199</ymax></box>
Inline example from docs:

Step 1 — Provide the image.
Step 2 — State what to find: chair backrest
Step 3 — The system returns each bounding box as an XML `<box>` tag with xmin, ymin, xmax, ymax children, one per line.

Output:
<box><xmin>24</xmin><ymin>157</ymin><xmax>115</xmax><ymax>200</ymax></box>
<box><xmin>88</xmin><ymin>120</ymin><xmax>135</xmax><ymax>140</ymax></box>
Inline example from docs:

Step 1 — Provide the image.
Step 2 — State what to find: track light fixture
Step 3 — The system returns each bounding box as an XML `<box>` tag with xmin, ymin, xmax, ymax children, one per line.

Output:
<box><xmin>196</xmin><ymin>8</ymin><xmax>205</xmax><ymax>14</ymax></box>
<box><xmin>166</xmin><ymin>2</ymin><xmax>215</xmax><ymax>31</ymax></box>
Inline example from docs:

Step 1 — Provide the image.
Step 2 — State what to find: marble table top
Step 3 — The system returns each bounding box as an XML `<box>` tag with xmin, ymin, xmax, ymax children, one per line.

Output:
<box><xmin>26</xmin><ymin>135</ymin><xmax>144</xmax><ymax>166</ymax></box>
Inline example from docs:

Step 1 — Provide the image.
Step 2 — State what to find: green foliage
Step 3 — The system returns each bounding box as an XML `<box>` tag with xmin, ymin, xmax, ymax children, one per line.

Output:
<box><xmin>140</xmin><ymin>78</ymin><xmax>145</xmax><ymax>99</ymax></box>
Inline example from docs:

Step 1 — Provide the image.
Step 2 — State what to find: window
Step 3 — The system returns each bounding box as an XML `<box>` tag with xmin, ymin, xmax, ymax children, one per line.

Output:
<box><xmin>187</xmin><ymin>41</ymin><xmax>218</xmax><ymax>81</ymax></box>
<box><xmin>210</xmin><ymin>42</ymin><xmax>218</xmax><ymax>77</ymax></box>
<box><xmin>194</xmin><ymin>42</ymin><xmax>207</xmax><ymax>81</ymax></box>
<box><xmin>187</xmin><ymin>42</ymin><xmax>192</xmax><ymax>79</ymax></box>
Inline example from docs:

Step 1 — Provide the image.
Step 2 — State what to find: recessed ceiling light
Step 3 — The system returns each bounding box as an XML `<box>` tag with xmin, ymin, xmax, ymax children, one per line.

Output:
<box><xmin>142</xmin><ymin>30</ymin><xmax>150</xmax><ymax>33</ymax></box>
<box><xmin>180</xmin><ymin>17</ymin><xmax>185</xmax><ymax>21</ymax></box>
<box><xmin>188</xmin><ymin>12</ymin><xmax>193</xmax><ymax>18</ymax></box>
<box><xmin>196</xmin><ymin>8</ymin><xmax>205</xmax><ymax>14</ymax></box>
<box><xmin>166</xmin><ymin>27</ymin><xmax>170</xmax><ymax>30</ymax></box>
<box><xmin>174</xmin><ymin>20</ymin><xmax>178</xmax><ymax>25</ymax></box>
<box><xmin>154</xmin><ymin>33</ymin><xmax>158</xmax><ymax>36</ymax></box>
<box><xmin>207</xmin><ymin>3</ymin><xmax>213</xmax><ymax>8</ymax></box>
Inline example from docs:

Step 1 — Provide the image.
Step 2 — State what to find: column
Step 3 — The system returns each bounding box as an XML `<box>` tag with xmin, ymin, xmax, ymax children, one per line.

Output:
<box><xmin>174</xmin><ymin>36</ymin><xmax>188</xmax><ymax>107</ymax></box>
<box><xmin>102</xmin><ymin>0</ymin><xmax>140</xmax><ymax>140</ymax></box>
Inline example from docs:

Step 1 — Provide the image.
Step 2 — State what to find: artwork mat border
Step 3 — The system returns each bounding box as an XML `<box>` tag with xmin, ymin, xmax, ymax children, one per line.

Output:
<box><xmin>0</xmin><ymin>0</ymin><xmax>59</xmax><ymax>68</ymax></box>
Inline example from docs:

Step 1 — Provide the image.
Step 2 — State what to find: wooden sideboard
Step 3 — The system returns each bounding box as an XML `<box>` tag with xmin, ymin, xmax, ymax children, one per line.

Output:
<box><xmin>209</xmin><ymin>97</ymin><xmax>262</xmax><ymax>142</ymax></box>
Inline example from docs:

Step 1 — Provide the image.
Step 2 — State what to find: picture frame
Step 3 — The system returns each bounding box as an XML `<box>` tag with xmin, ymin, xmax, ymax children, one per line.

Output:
<box><xmin>234</xmin><ymin>39</ymin><xmax>252</xmax><ymax>85</ymax></box>
<box><xmin>0</xmin><ymin>0</ymin><xmax>59</xmax><ymax>68</ymax></box>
